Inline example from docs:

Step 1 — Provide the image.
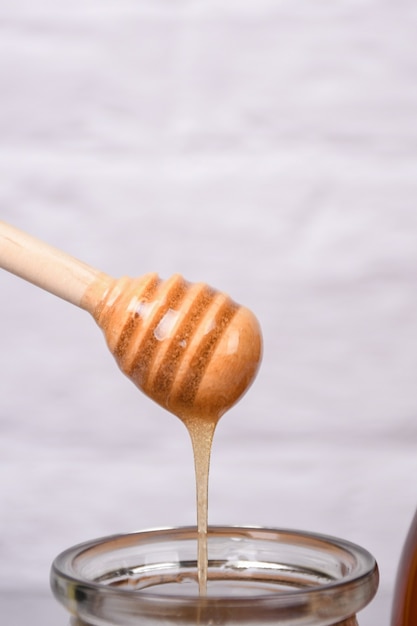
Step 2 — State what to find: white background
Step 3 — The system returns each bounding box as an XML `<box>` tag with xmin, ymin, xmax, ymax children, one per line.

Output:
<box><xmin>1</xmin><ymin>1</ymin><xmax>417</xmax><ymax>624</ymax></box>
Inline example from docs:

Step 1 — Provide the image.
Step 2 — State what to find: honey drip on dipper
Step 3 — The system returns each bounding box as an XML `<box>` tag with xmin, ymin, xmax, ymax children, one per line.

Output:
<box><xmin>0</xmin><ymin>221</ymin><xmax>263</xmax><ymax>594</ymax></box>
<box><xmin>85</xmin><ymin>271</ymin><xmax>262</xmax><ymax>593</ymax></box>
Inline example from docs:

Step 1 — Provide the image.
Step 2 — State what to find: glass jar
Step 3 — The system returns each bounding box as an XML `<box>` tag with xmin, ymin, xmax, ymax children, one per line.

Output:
<box><xmin>51</xmin><ymin>526</ymin><xmax>378</xmax><ymax>626</ymax></box>
<box><xmin>391</xmin><ymin>508</ymin><xmax>417</xmax><ymax>626</ymax></box>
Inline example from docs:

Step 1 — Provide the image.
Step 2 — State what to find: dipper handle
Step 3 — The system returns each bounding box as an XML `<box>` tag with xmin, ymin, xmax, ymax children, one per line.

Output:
<box><xmin>0</xmin><ymin>220</ymin><xmax>111</xmax><ymax>310</ymax></box>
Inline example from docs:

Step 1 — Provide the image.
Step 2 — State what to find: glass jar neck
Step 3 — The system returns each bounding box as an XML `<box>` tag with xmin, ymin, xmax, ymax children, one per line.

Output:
<box><xmin>51</xmin><ymin>526</ymin><xmax>378</xmax><ymax>626</ymax></box>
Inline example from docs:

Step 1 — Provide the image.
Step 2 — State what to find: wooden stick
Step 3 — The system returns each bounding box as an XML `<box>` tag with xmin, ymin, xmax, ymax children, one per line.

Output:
<box><xmin>0</xmin><ymin>220</ymin><xmax>111</xmax><ymax>311</ymax></box>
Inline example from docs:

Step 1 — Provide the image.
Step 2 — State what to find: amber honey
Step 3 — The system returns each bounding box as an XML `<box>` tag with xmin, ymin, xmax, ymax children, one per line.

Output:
<box><xmin>392</xmin><ymin>509</ymin><xmax>417</xmax><ymax>626</ymax></box>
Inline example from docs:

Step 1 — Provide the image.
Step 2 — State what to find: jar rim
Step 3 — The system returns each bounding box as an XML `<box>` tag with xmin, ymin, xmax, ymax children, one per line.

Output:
<box><xmin>51</xmin><ymin>525</ymin><xmax>379</xmax><ymax>626</ymax></box>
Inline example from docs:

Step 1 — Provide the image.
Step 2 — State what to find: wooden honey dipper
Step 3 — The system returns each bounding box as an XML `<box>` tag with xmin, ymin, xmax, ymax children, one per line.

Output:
<box><xmin>0</xmin><ymin>220</ymin><xmax>262</xmax><ymax>424</ymax></box>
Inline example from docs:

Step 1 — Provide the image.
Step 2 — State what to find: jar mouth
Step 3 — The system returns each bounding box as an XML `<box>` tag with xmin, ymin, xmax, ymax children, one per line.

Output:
<box><xmin>51</xmin><ymin>525</ymin><xmax>379</xmax><ymax>625</ymax></box>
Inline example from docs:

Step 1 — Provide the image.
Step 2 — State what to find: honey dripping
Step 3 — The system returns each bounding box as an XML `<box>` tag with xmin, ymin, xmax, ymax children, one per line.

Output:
<box><xmin>83</xmin><ymin>272</ymin><xmax>263</xmax><ymax>594</ymax></box>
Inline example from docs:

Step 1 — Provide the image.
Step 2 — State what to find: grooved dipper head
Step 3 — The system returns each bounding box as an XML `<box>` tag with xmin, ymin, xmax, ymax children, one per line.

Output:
<box><xmin>89</xmin><ymin>273</ymin><xmax>262</xmax><ymax>423</ymax></box>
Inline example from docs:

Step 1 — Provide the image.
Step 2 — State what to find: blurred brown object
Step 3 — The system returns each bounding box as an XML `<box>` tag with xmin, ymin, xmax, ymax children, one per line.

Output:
<box><xmin>391</xmin><ymin>509</ymin><xmax>417</xmax><ymax>625</ymax></box>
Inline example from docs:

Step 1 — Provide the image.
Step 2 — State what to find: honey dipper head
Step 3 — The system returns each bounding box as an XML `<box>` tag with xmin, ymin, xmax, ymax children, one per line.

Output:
<box><xmin>90</xmin><ymin>273</ymin><xmax>262</xmax><ymax>423</ymax></box>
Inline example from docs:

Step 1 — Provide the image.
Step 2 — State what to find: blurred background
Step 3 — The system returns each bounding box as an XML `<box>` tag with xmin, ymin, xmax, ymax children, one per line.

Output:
<box><xmin>1</xmin><ymin>1</ymin><xmax>417</xmax><ymax>624</ymax></box>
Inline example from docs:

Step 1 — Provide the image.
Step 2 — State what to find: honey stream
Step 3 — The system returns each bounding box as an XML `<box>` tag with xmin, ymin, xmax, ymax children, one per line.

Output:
<box><xmin>184</xmin><ymin>417</ymin><xmax>217</xmax><ymax>594</ymax></box>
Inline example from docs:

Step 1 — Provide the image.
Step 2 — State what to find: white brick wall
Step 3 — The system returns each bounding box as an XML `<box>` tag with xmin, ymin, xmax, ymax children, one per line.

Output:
<box><xmin>1</xmin><ymin>2</ymin><xmax>417</xmax><ymax>624</ymax></box>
